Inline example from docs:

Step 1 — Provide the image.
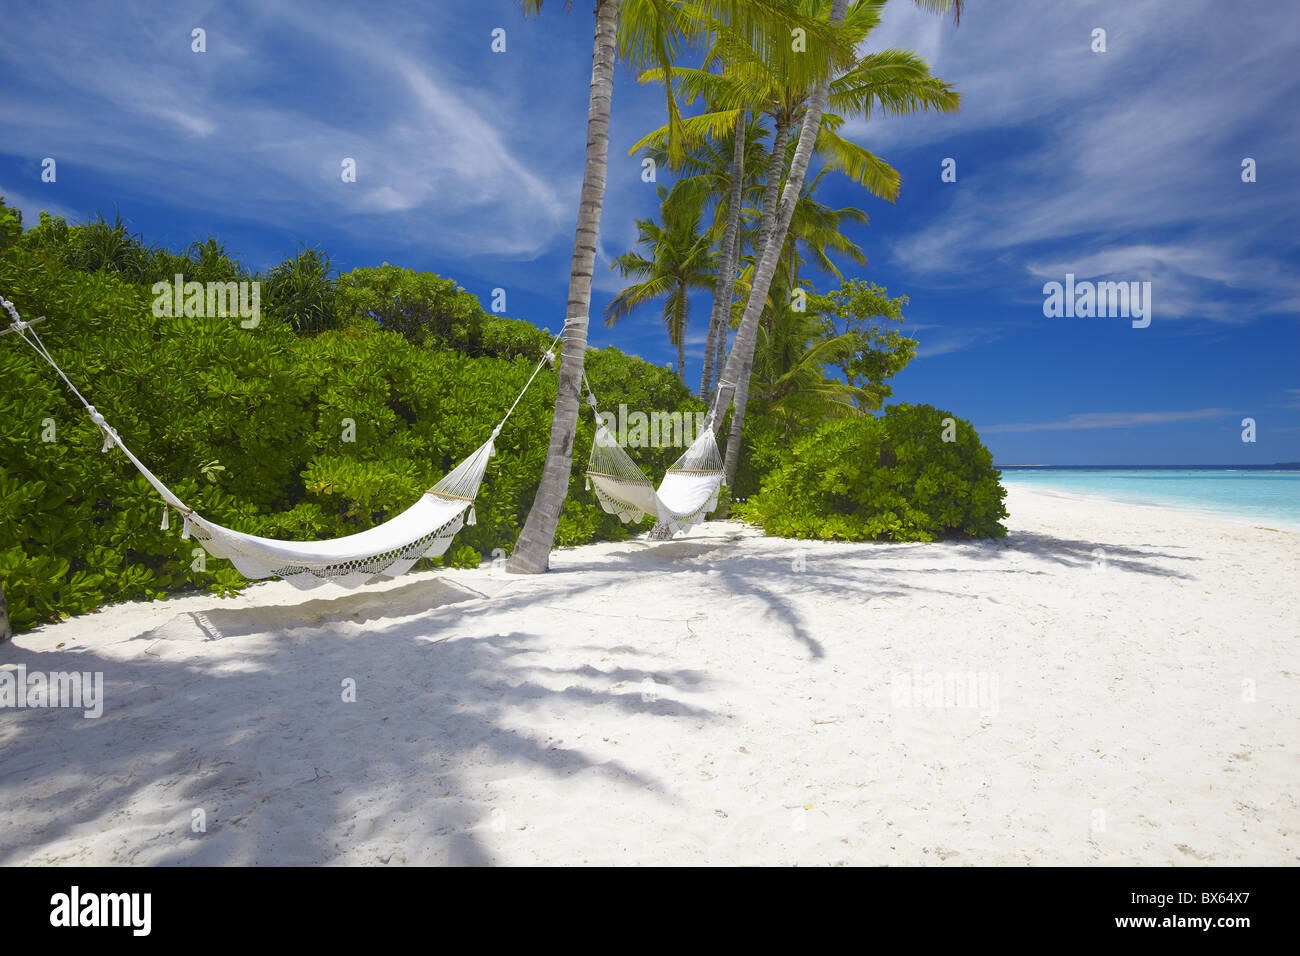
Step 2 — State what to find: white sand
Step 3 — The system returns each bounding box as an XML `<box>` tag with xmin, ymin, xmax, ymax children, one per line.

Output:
<box><xmin>2</xmin><ymin>485</ymin><xmax>1297</xmax><ymax>866</ymax></box>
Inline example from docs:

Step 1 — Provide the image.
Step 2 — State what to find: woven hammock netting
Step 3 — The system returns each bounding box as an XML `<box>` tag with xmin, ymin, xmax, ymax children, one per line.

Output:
<box><xmin>183</xmin><ymin>437</ymin><xmax>497</xmax><ymax>589</ymax></box>
<box><xmin>102</xmin><ymin>405</ymin><xmax>500</xmax><ymax>591</ymax></box>
<box><xmin>585</xmin><ymin>409</ymin><xmax>725</xmax><ymax>535</ymax></box>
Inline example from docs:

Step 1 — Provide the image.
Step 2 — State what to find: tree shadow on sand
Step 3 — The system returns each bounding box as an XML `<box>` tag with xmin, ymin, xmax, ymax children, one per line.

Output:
<box><xmin>556</xmin><ymin>522</ymin><xmax>1202</xmax><ymax>660</ymax></box>
<box><xmin>0</xmin><ymin>577</ymin><xmax>713</xmax><ymax>865</ymax></box>
<box><xmin>557</xmin><ymin>535</ymin><xmax>976</xmax><ymax>661</ymax></box>
<box><xmin>995</xmin><ymin>530</ymin><xmax>1202</xmax><ymax>578</ymax></box>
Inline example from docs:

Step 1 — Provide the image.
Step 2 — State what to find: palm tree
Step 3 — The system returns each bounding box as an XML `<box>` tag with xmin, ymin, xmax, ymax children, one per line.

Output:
<box><xmin>639</xmin><ymin>115</ymin><xmax>770</xmax><ymax>397</ymax></box>
<box><xmin>640</xmin><ymin>0</ymin><xmax>877</xmax><ymax>486</ymax></box>
<box><xmin>606</xmin><ymin>184</ymin><xmax>718</xmax><ymax>383</ymax></box>
<box><xmin>507</xmin><ymin>0</ymin><xmax>627</xmax><ymax>574</ymax></box>
<box><xmin>634</xmin><ymin>3</ymin><xmax>890</xmax><ymax>417</ymax></box>
<box><xmin>751</xmin><ymin>296</ymin><xmax>869</xmax><ymax>427</ymax></box>
<box><xmin>509</xmin><ymin>0</ymin><xmax>828</xmax><ymax>573</ymax></box>
<box><xmin>725</xmin><ymin>164</ymin><xmax>868</xmax><ymax>336</ymax></box>
<box><xmin>735</xmin><ymin>180</ymin><xmax>871</xmax><ymax>427</ymax></box>
<box><xmin>707</xmin><ymin>0</ymin><xmax>962</xmax><ymax>488</ymax></box>
<box><xmin>703</xmin><ymin>110</ymin><xmax>747</xmax><ymax>399</ymax></box>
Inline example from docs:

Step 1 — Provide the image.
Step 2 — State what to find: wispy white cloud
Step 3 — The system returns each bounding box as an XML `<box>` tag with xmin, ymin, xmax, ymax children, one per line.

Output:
<box><xmin>844</xmin><ymin>0</ymin><xmax>1300</xmax><ymax>327</ymax></box>
<box><xmin>906</xmin><ymin>319</ymin><xmax>1006</xmax><ymax>358</ymax></box>
<box><xmin>0</xmin><ymin>0</ymin><xmax>573</xmax><ymax>258</ymax></box>
<box><xmin>983</xmin><ymin>408</ymin><xmax>1237</xmax><ymax>434</ymax></box>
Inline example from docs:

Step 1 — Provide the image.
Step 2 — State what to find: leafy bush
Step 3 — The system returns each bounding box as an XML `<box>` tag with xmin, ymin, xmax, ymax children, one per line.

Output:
<box><xmin>734</xmin><ymin>403</ymin><xmax>1008</xmax><ymax>542</ymax></box>
<box><xmin>334</xmin><ymin>264</ymin><xmax>565</xmax><ymax>361</ymax></box>
<box><xmin>19</xmin><ymin>208</ymin><xmax>248</xmax><ymax>289</ymax></box>
<box><xmin>729</xmin><ymin>410</ymin><xmax>784</xmax><ymax>502</ymax></box>
<box><xmin>0</xmin><ymin>205</ymin><xmax>703</xmax><ymax>631</ymax></box>
<box><xmin>336</xmin><ymin>265</ymin><xmax>480</xmax><ymax>351</ymax></box>
<box><xmin>0</xmin><ymin>199</ymin><xmax>22</xmax><ymax>255</ymax></box>
<box><xmin>262</xmin><ymin>246</ymin><xmax>339</xmax><ymax>334</ymax></box>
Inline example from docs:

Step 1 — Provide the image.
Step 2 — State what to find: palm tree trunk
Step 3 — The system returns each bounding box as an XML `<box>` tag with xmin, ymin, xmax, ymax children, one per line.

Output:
<box><xmin>716</xmin><ymin>0</ymin><xmax>849</xmax><ymax>489</ymax></box>
<box><xmin>712</xmin><ymin>112</ymin><xmax>790</xmax><ymax>433</ymax></box>
<box><xmin>712</xmin><ymin>291</ymin><xmax>729</xmax><ymax>395</ymax></box>
<box><xmin>700</xmin><ymin>110</ymin><xmax>748</xmax><ymax>399</ymax></box>
<box><xmin>754</xmin><ymin>119</ymin><xmax>792</xmax><ymax>280</ymax></box>
<box><xmin>713</xmin><ymin>115</ymin><xmax>790</xmax><ymax>515</ymax></box>
<box><xmin>508</xmin><ymin>0</ymin><xmax>623</xmax><ymax>574</ymax></box>
<box><xmin>712</xmin><ymin>108</ymin><xmax>791</xmax><ymax>514</ymax></box>
<box><xmin>0</xmin><ymin>582</ymin><xmax>10</xmax><ymax>643</ymax></box>
<box><xmin>676</xmin><ymin>321</ymin><xmax>686</xmax><ymax>384</ymax></box>
<box><xmin>700</xmin><ymin>301</ymin><xmax>720</xmax><ymax>398</ymax></box>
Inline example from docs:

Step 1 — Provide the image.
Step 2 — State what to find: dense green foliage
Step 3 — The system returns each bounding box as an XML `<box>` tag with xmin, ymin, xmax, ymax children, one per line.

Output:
<box><xmin>734</xmin><ymin>403</ymin><xmax>1007</xmax><ymax>542</ymax></box>
<box><xmin>730</xmin><ymin>279</ymin><xmax>917</xmax><ymax>501</ymax></box>
<box><xmin>0</xmin><ymin>202</ymin><xmax>698</xmax><ymax>631</ymax></box>
<box><xmin>21</xmin><ymin>209</ymin><xmax>248</xmax><ymax>287</ymax></box>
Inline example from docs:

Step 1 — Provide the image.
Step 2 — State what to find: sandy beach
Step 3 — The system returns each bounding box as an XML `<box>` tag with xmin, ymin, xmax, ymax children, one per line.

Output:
<box><xmin>2</xmin><ymin>484</ymin><xmax>1297</xmax><ymax>866</ymax></box>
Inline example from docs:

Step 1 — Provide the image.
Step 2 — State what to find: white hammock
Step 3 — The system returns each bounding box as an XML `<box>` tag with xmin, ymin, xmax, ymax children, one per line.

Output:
<box><xmin>583</xmin><ymin>377</ymin><xmax>724</xmax><ymax>535</ymax></box>
<box><xmin>3</xmin><ymin>297</ymin><xmax>561</xmax><ymax>590</ymax></box>
<box><xmin>164</xmin><ymin>437</ymin><xmax>497</xmax><ymax>589</ymax></box>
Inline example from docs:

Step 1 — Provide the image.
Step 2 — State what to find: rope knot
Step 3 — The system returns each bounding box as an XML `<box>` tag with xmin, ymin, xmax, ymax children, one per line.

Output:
<box><xmin>543</xmin><ymin>350</ymin><xmax>555</xmax><ymax>366</ymax></box>
<box><xmin>87</xmin><ymin>406</ymin><xmax>106</xmax><ymax>428</ymax></box>
<box><xmin>491</xmin><ymin>425</ymin><xmax>501</xmax><ymax>439</ymax></box>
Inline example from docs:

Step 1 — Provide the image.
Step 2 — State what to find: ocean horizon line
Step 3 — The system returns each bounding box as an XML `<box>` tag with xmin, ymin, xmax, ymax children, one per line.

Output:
<box><xmin>996</xmin><ymin>463</ymin><xmax>1300</xmax><ymax>469</ymax></box>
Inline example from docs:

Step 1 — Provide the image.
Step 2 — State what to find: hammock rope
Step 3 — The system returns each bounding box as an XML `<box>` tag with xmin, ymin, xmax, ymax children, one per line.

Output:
<box><xmin>2</xmin><ymin>295</ymin><xmax>565</xmax><ymax>589</ymax></box>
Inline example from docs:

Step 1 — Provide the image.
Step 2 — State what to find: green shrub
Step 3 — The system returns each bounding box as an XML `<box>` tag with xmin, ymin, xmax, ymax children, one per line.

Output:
<box><xmin>18</xmin><ymin>207</ymin><xmax>248</xmax><ymax>290</ymax></box>
<box><xmin>734</xmin><ymin>403</ymin><xmax>1008</xmax><ymax>542</ymax></box>
<box><xmin>729</xmin><ymin>411</ymin><xmax>784</xmax><ymax>502</ymax></box>
<box><xmin>0</xmin><ymin>199</ymin><xmax>22</xmax><ymax>255</ymax></box>
<box><xmin>336</xmin><ymin>265</ymin><xmax>482</xmax><ymax>350</ymax></box>
<box><xmin>261</xmin><ymin>246</ymin><xmax>339</xmax><ymax>334</ymax></box>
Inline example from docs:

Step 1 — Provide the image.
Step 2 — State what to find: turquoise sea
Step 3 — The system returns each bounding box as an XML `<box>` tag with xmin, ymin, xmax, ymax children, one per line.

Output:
<box><xmin>997</xmin><ymin>467</ymin><xmax>1300</xmax><ymax>528</ymax></box>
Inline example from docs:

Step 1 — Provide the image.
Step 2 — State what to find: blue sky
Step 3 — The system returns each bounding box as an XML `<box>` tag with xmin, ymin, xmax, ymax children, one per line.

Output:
<box><xmin>2</xmin><ymin>0</ymin><xmax>1297</xmax><ymax>464</ymax></box>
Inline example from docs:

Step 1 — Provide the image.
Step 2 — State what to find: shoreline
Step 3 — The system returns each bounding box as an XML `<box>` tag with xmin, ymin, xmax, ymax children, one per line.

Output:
<box><xmin>1000</xmin><ymin>476</ymin><xmax>1300</xmax><ymax>534</ymax></box>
